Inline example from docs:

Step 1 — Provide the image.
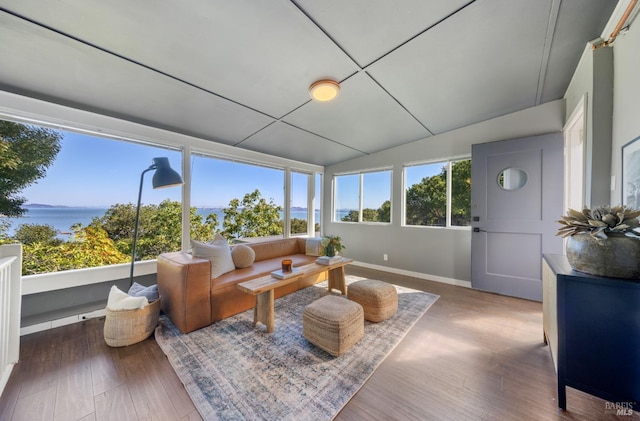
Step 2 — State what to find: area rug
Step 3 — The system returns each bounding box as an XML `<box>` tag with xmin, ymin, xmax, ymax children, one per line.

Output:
<box><xmin>155</xmin><ymin>276</ymin><xmax>439</xmax><ymax>421</ymax></box>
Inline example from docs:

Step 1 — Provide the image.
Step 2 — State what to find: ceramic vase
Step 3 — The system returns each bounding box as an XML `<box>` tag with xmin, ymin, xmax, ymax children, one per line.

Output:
<box><xmin>565</xmin><ymin>233</ymin><xmax>640</xmax><ymax>279</ymax></box>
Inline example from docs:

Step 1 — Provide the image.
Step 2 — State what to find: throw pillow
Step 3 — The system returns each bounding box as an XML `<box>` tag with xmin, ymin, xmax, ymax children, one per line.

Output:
<box><xmin>191</xmin><ymin>234</ymin><xmax>235</xmax><ymax>278</ymax></box>
<box><xmin>231</xmin><ymin>244</ymin><xmax>255</xmax><ymax>268</ymax></box>
<box><xmin>128</xmin><ymin>282</ymin><xmax>159</xmax><ymax>302</ymax></box>
<box><xmin>107</xmin><ymin>285</ymin><xmax>149</xmax><ymax>310</ymax></box>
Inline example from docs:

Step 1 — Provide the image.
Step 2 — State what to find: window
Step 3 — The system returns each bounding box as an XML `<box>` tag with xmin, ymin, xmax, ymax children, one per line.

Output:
<box><xmin>191</xmin><ymin>154</ymin><xmax>284</xmax><ymax>241</ymax></box>
<box><xmin>334</xmin><ymin>169</ymin><xmax>392</xmax><ymax>223</ymax></box>
<box><xmin>1</xmin><ymin>119</ymin><xmax>183</xmax><ymax>275</ymax></box>
<box><xmin>404</xmin><ymin>159</ymin><xmax>471</xmax><ymax>227</ymax></box>
<box><xmin>1</xmin><ymin>104</ymin><xmax>323</xmax><ymax>290</ymax></box>
<box><xmin>290</xmin><ymin>171</ymin><xmax>310</xmax><ymax>236</ymax></box>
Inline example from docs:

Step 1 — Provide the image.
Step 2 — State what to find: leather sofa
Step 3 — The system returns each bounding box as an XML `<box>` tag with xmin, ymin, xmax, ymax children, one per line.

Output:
<box><xmin>157</xmin><ymin>237</ymin><xmax>326</xmax><ymax>333</ymax></box>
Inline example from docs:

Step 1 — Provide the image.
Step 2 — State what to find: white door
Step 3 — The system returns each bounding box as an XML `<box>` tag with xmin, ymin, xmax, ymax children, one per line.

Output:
<box><xmin>471</xmin><ymin>133</ymin><xmax>564</xmax><ymax>301</ymax></box>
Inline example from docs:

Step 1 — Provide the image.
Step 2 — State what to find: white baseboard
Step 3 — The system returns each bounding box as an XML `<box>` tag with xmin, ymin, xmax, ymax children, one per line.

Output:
<box><xmin>20</xmin><ymin>308</ymin><xmax>106</xmax><ymax>336</ymax></box>
<box><xmin>0</xmin><ymin>363</ymin><xmax>15</xmax><ymax>399</ymax></box>
<box><xmin>351</xmin><ymin>261</ymin><xmax>472</xmax><ymax>289</ymax></box>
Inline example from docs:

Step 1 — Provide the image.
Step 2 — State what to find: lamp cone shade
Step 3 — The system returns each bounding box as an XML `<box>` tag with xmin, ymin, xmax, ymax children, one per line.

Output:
<box><xmin>309</xmin><ymin>79</ymin><xmax>340</xmax><ymax>102</ymax></box>
<box><xmin>151</xmin><ymin>157</ymin><xmax>183</xmax><ymax>188</ymax></box>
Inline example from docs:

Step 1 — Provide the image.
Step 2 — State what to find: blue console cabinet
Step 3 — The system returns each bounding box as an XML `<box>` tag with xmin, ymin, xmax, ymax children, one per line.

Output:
<box><xmin>542</xmin><ymin>254</ymin><xmax>639</xmax><ymax>411</ymax></box>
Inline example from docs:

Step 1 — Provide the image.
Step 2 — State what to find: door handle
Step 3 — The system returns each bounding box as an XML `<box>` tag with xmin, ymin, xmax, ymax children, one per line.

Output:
<box><xmin>473</xmin><ymin>227</ymin><xmax>487</xmax><ymax>233</ymax></box>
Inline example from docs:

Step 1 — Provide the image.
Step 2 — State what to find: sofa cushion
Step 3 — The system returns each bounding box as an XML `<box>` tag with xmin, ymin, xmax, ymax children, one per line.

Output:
<box><xmin>231</xmin><ymin>244</ymin><xmax>255</xmax><ymax>268</ymax></box>
<box><xmin>191</xmin><ymin>234</ymin><xmax>235</xmax><ymax>278</ymax></box>
<box><xmin>249</xmin><ymin>238</ymin><xmax>301</xmax><ymax>262</ymax></box>
<box><xmin>107</xmin><ymin>285</ymin><xmax>149</xmax><ymax>310</ymax></box>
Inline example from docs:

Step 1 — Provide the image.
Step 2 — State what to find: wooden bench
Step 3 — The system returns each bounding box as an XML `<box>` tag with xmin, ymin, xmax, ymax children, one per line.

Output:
<box><xmin>237</xmin><ymin>258</ymin><xmax>353</xmax><ymax>332</ymax></box>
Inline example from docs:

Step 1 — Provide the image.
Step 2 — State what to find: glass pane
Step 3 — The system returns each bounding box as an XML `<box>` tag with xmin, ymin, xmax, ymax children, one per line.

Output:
<box><xmin>290</xmin><ymin>171</ymin><xmax>309</xmax><ymax>235</ymax></box>
<box><xmin>451</xmin><ymin>159</ymin><xmax>472</xmax><ymax>226</ymax></box>
<box><xmin>405</xmin><ymin>162</ymin><xmax>447</xmax><ymax>226</ymax></box>
<box><xmin>363</xmin><ymin>170</ymin><xmax>391</xmax><ymax>223</ymax></box>
<box><xmin>1</xmin><ymin>120</ymin><xmax>182</xmax><ymax>274</ymax></box>
<box><xmin>192</xmin><ymin>155</ymin><xmax>284</xmax><ymax>241</ymax></box>
<box><xmin>334</xmin><ymin>174</ymin><xmax>359</xmax><ymax>222</ymax></box>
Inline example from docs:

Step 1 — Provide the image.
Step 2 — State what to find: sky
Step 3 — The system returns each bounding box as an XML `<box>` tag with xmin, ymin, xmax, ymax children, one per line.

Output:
<box><xmin>21</xmin><ymin>129</ymin><xmax>444</xmax><ymax>210</ymax></box>
<box><xmin>405</xmin><ymin>162</ymin><xmax>446</xmax><ymax>187</ymax></box>
<box><xmin>20</xmin><ymin>129</ymin><xmax>342</xmax><ymax>209</ymax></box>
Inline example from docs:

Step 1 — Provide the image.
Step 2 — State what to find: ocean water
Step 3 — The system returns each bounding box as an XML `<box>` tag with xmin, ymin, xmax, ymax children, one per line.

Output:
<box><xmin>2</xmin><ymin>207</ymin><xmax>325</xmax><ymax>239</ymax></box>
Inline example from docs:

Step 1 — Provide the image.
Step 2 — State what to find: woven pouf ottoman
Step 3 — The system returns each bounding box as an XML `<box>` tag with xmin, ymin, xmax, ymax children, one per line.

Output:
<box><xmin>347</xmin><ymin>280</ymin><xmax>398</xmax><ymax>322</ymax></box>
<box><xmin>303</xmin><ymin>295</ymin><xmax>364</xmax><ymax>356</ymax></box>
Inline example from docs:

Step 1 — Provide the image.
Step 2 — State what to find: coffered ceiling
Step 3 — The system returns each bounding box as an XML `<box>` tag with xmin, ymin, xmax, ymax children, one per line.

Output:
<box><xmin>0</xmin><ymin>0</ymin><xmax>616</xmax><ymax>165</ymax></box>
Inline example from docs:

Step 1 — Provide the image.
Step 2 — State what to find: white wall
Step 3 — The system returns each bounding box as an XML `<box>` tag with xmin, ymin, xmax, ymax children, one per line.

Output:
<box><xmin>611</xmin><ymin>21</ymin><xmax>640</xmax><ymax>204</ymax></box>
<box><xmin>324</xmin><ymin>100</ymin><xmax>565</xmax><ymax>284</ymax></box>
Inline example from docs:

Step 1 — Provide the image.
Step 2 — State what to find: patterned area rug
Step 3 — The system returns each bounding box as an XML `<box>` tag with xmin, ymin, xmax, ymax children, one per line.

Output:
<box><xmin>155</xmin><ymin>276</ymin><xmax>439</xmax><ymax>421</ymax></box>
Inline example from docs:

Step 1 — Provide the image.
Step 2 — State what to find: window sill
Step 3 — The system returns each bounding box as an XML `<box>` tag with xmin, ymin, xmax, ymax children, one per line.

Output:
<box><xmin>21</xmin><ymin>260</ymin><xmax>157</xmax><ymax>295</ymax></box>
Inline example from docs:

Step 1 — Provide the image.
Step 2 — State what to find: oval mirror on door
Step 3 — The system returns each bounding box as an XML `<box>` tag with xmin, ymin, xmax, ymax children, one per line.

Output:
<box><xmin>498</xmin><ymin>168</ymin><xmax>527</xmax><ymax>190</ymax></box>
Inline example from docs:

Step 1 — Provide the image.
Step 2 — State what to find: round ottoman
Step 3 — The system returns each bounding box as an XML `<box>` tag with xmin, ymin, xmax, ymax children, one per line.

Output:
<box><xmin>302</xmin><ymin>295</ymin><xmax>364</xmax><ymax>356</ymax></box>
<box><xmin>347</xmin><ymin>280</ymin><xmax>398</xmax><ymax>322</ymax></box>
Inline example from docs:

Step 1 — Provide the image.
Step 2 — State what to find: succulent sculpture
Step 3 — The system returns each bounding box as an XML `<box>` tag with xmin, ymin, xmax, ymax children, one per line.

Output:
<box><xmin>557</xmin><ymin>205</ymin><xmax>640</xmax><ymax>241</ymax></box>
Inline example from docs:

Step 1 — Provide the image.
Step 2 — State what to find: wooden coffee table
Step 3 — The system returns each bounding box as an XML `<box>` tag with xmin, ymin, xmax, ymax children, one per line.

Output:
<box><xmin>236</xmin><ymin>258</ymin><xmax>353</xmax><ymax>332</ymax></box>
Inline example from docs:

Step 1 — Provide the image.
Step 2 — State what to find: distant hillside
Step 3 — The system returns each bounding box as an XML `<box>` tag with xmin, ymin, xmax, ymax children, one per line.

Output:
<box><xmin>24</xmin><ymin>203</ymin><xmax>69</xmax><ymax>208</ymax></box>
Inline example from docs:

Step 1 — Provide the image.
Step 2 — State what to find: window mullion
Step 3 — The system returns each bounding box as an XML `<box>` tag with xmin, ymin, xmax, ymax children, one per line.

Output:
<box><xmin>181</xmin><ymin>145</ymin><xmax>191</xmax><ymax>251</ymax></box>
<box><xmin>359</xmin><ymin>173</ymin><xmax>364</xmax><ymax>222</ymax></box>
<box><xmin>446</xmin><ymin>161</ymin><xmax>452</xmax><ymax>227</ymax></box>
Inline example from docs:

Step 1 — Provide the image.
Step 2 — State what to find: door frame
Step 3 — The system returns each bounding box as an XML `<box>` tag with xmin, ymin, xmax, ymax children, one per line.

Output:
<box><xmin>563</xmin><ymin>94</ymin><xmax>587</xmax><ymax>212</ymax></box>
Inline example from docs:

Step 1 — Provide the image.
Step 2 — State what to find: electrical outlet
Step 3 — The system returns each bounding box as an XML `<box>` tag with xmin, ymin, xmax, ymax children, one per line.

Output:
<box><xmin>383</xmin><ymin>254</ymin><xmax>388</xmax><ymax>261</ymax></box>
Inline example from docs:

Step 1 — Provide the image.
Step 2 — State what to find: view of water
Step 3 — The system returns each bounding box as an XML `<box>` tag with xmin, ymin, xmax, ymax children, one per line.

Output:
<box><xmin>1</xmin><ymin>207</ymin><xmax>333</xmax><ymax>239</ymax></box>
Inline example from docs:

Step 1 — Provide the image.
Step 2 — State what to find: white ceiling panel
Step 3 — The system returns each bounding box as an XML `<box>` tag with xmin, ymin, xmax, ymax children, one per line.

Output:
<box><xmin>0</xmin><ymin>1</ymin><xmax>617</xmax><ymax>166</ymax></box>
<box><xmin>238</xmin><ymin>122</ymin><xmax>365</xmax><ymax>166</ymax></box>
<box><xmin>0</xmin><ymin>0</ymin><xmax>359</xmax><ymax>118</ymax></box>
<box><xmin>539</xmin><ymin>0</ymin><xmax>617</xmax><ymax>103</ymax></box>
<box><xmin>0</xmin><ymin>13</ymin><xmax>274</xmax><ymax>145</ymax></box>
<box><xmin>368</xmin><ymin>0</ymin><xmax>552</xmax><ymax>134</ymax></box>
<box><xmin>283</xmin><ymin>72</ymin><xmax>430</xmax><ymax>153</ymax></box>
<box><xmin>294</xmin><ymin>0</ymin><xmax>472</xmax><ymax>67</ymax></box>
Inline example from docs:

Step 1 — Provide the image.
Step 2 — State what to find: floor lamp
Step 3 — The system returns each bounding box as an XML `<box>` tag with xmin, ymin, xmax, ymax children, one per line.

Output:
<box><xmin>130</xmin><ymin>157</ymin><xmax>183</xmax><ymax>287</ymax></box>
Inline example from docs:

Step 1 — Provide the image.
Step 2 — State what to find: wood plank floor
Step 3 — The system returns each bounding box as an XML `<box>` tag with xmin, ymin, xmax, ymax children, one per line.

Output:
<box><xmin>1</xmin><ymin>267</ymin><xmax>636</xmax><ymax>420</ymax></box>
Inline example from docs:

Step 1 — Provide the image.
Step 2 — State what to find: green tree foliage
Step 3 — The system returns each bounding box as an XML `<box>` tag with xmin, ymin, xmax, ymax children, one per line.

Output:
<box><xmin>341</xmin><ymin>210</ymin><xmax>359</xmax><ymax>222</ymax></box>
<box><xmin>451</xmin><ymin>160</ymin><xmax>472</xmax><ymax>226</ymax></box>
<box><xmin>361</xmin><ymin>208</ymin><xmax>379</xmax><ymax>222</ymax></box>
<box><xmin>0</xmin><ymin>219</ymin><xmax>9</xmax><ymax>238</ymax></box>
<box><xmin>406</xmin><ymin>166</ymin><xmax>447</xmax><ymax>226</ymax></box>
<box><xmin>290</xmin><ymin>218</ymin><xmax>306</xmax><ymax>234</ymax></box>
<box><xmin>90</xmin><ymin>199</ymin><xmax>218</xmax><ymax>260</ymax></box>
<box><xmin>13</xmin><ymin>223</ymin><xmax>62</xmax><ymax>245</ymax></box>
<box><xmin>341</xmin><ymin>202</ymin><xmax>391</xmax><ymax>223</ymax></box>
<box><xmin>377</xmin><ymin>200</ymin><xmax>391</xmax><ymax>223</ymax></box>
<box><xmin>0</xmin><ymin>121</ymin><xmax>62</xmax><ymax>217</ymax></box>
<box><xmin>21</xmin><ymin>226</ymin><xmax>128</xmax><ymax>275</ymax></box>
<box><xmin>222</xmin><ymin>189</ymin><xmax>282</xmax><ymax>239</ymax></box>
<box><xmin>15</xmin><ymin>200</ymin><xmax>218</xmax><ymax>274</ymax></box>
<box><xmin>290</xmin><ymin>218</ymin><xmax>320</xmax><ymax>234</ymax></box>
<box><xmin>405</xmin><ymin>160</ymin><xmax>471</xmax><ymax>226</ymax></box>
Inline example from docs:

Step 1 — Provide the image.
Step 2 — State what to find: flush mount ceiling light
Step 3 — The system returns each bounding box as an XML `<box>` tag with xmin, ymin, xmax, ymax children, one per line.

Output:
<box><xmin>309</xmin><ymin>79</ymin><xmax>340</xmax><ymax>102</ymax></box>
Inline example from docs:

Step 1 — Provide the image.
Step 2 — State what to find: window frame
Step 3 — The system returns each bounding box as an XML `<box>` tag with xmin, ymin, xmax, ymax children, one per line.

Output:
<box><xmin>0</xmin><ymin>93</ymin><xmax>324</xmax><ymax>293</ymax></box>
<box><xmin>402</xmin><ymin>157</ymin><xmax>471</xmax><ymax>230</ymax></box>
<box><xmin>332</xmin><ymin>167</ymin><xmax>393</xmax><ymax>224</ymax></box>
